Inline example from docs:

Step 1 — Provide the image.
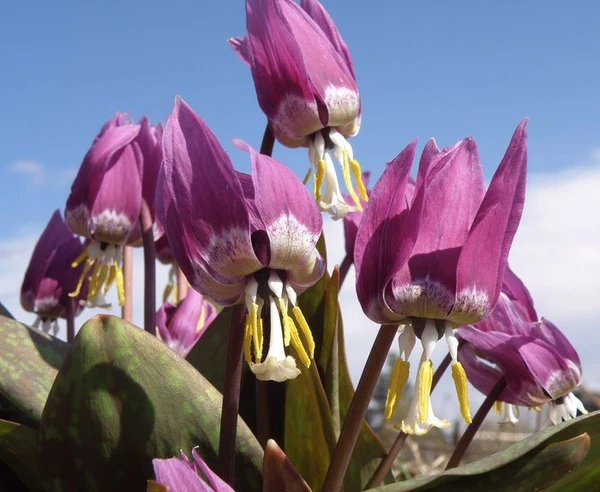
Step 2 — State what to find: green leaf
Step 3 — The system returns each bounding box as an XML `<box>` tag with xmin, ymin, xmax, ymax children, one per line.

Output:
<box><xmin>367</xmin><ymin>410</ymin><xmax>600</xmax><ymax>491</ymax></box>
<box><xmin>0</xmin><ymin>419</ymin><xmax>44</xmax><ymax>491</ymax></box>
<box><xmin>38</xmin><ymin>314</ymin><xmax>263</xmax><ymax>492</ymax></box>
<box><xmin>0</xmin><ymin>315</ymin><xmax>68</xmax><ymax>423</ymax></box>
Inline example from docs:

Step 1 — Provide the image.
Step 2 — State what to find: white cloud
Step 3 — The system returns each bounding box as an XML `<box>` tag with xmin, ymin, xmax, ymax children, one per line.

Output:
<box><xmin>7</xmin><ymin>160</ymin><xmax>46</xmax><ymax>185</ymax></box>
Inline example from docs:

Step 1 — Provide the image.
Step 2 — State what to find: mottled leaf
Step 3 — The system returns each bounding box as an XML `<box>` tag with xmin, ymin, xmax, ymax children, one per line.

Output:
<box><xmin>0</xmin><ymin>315</ymin><xmax>68</xmax><ymax>423</ymax></box>
<box><xmin>368</xmin><ymin>410</ymin><xmax>600</xmax><ymax>491</ymax></box>
<box><xmin>38</xmin><ymin>314</ymin><xmax>263</xmax><ymax>492</ymax></box>
<box><xmin>0</xmin><ymin>419</ymin><xmax>43</xmax><ymax>491</ymax></box>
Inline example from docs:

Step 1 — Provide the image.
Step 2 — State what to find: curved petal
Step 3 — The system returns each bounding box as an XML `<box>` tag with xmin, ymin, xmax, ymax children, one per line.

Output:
<box><xmin>474</xmin><ymin>292</ymin><xmax>530</xmax><ymax>336</ymax></box>
<box><xmin>157</xmin><ymin>97</ymin><xmax>261</xmax><ymax>285</ymax></box>
<box><xmin>138</xmin><ymin>117</ymin><xmax>164</xmax><ymax>220</ymax></box>
<box><xmin>502</xmin><ymin>266</ymin><xmax>538</xmax><ymax>322</ymax></box>
<box><xmin>451</xmin><ymin>120</ymin><xmax>528</xmax><ymax>325</ymax></box>
<box><xmin>152</xmin><ymin>455</ymin><xmax>211</xmax><ymax>492</ymax></box>
<box><xmin>192</xmin><ymin>448</ymin><xmax>234</xmax><ymax>492</ymax></box>
<box><xmin>354</xmin><ymin>140</ymin><xmax>420</xmax><ymax>323</ymax></box>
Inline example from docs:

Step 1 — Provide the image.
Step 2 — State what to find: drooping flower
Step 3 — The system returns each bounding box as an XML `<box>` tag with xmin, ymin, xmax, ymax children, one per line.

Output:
<box><xmin>229</xmin><ymin>0</ymin><xmax>367</xmax><ymax>219</ymax></box>
<box><xmin>458</xmin><ymin>269</ymin><xmax>587</xmax><ymax>425</ymax></box>
<box><xmin>354</xmin><ymin>120</ymin><xmax>528</xmax><ymax>434</ymax></box>
<box><xmin>151</xmin><ymin>448</ymin><xmax>233</xmax><ymax>491</ymax></box>
<box><xmin>156</xmin><ymin>289</ymin><xmax>217</xmax><ymax>358</ymax></box>
<box><xmin>20</xmin><ymin>210</ymin><xmax>88</xmax><ymax>335</ymax></box>
<box><xmin>156</xmin><ymin>97</ymin><xmax>324</xmax><ymax>382</ymax></box>
<box><xmin>65</xmin><ymin>113</ymin><xmax>162</xmax><ymax>308</ymax></box>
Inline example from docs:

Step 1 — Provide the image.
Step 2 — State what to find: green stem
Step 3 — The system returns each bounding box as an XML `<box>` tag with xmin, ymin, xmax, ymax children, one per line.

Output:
<box><xmin>66</xmin><ymin>297</ymin><xmax>75</xmax><ymax>343</ymax></box>
<box><xmin>218</xmin><ymin>304</ymin><xmax>247</xmax><ymax>485</ymax></box>
<box><xmin>321</xmin><ymin>324</ymin><xmax>398</xmax><ymax>492</ymax></box>
<box><xmin>445</xmin><ymin>377</ymin><xmax>507</xmax><ymax>470</ymax></box>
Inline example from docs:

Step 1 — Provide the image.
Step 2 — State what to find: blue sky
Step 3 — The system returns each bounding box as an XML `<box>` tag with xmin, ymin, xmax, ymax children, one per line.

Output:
<box><xmin>2</xmin><ymin>0</ymin><xmax>600</xmax><ymax>238</ymax></box>
<box><xmin>1</xmin><ymin>1</ymin><xmax>600</xmax><ymax>401</ymax></box>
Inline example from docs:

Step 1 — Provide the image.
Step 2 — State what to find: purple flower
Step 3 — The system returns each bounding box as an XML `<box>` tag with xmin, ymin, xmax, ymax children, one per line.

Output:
<box><xmin>354</xmin><ymin>121</ymin><xmax>528</xmax><ymax>434</ymax></box>
<box><xmin>156</xmin><ymin>289</ymin><xmax>217</xmax><ymax>358</ymax></box>
<box><xmin>229</xmin><ymin>0</ymin><xmax>366</xmax><ymax>219</ymax></box>
<box><xmin>458</xmin><ymin>270</ymin><xmax>586</xmax><ymax>425</ymax></box>
<box><xmin>65</xmin><ymin>113</ymin><xmax>162</xmax><ymax>308</ymax></box>
<box><xmin>156</xmin><ymin>97</ymin><xmax>325</xmax><ymax>382</ymax></box>
<box><xmin>20</xmin><ymin>210</ymin><xmax>88</xmax><ymax>335</ymax></box>
<box><xmin>152</xmin><ymin>448</ymin><xmax>233</xmax><ymax>491</ymax></box>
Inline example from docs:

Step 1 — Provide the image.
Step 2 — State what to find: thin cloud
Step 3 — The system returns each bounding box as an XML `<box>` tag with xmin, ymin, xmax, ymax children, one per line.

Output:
<box><xmin>7</xmin><ymin>160</ymin><xmax>45</xmax><ymax>185</ymax></box>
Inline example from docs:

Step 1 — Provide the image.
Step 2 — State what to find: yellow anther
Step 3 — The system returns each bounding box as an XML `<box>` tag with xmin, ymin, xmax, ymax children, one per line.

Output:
<box><xmin>71</xmin><ymin>248</ymin><xmax>89</xmax><ymax>268</ymax></box>
<box><xmin>314</xmin><ymin>159</ymin><xmax>326</xmax><ymax>202</ymax></box>
<box><xmin>172</xmin><ymin>284</ymin><xmax>179</xmax><ymax>304</ymax></box>
<box><xmin>493</xmin><ymin>401</ymin><xmax>503</xmax><ymax>416</ymax></box>
<box><xmin>196</xmin><ymin>306</ymin><xmax>207</xmax><ymax>334</ymax></box>
<box><xmin>105</xmin><ymin>264</ymin><xmax>117</xmax><ymax>293</ymax></box>
<box><xmin>288</xmin><ymin>317</ymin><xmax>311</xmax><ymax>368</ymax></box>
<box><xmin>302</xmin><ymin>167</ymin><xmax>312</xmax><ymax>185</ymax></box>
<box><xmin>277</xmin><ymin>298</ymin><xmax>291</xmax><ymax>347</ymax></box>
<box><xmin>384</xmin><ymin>359</ymin><xmax>410</xmax><ymax>420</ymax></box>
<box><xmin>162</xmin><ymin>283</ymin><xmax>173</xmax><ymax>303</ymax></box>
<box><xmin>451</xmin><ymin>361</ymin><xmax>472</xmax><ymax>424</ymax></box>
<box><xmin>243</xmin><ymin>314</ymin><xmax>253</xmax><ymax>365</ymax></box>
<box><xmin>115</xmin><ymin>265</ymin><xmax>125</xmax><ymax>306</ymax></box>
<box><xmin>70</xmin><ymin>258</ymin><xmax>93</xmax><ymax>298</ymax></box>
<box><xmin>292</xmin><ymin>306</ymin><xmax>315</xmax><ymax>359</ymax></box>
<box><xmin>417</xmin><ymin>359</ymin><xmax>433</xmax><ymax>424</ymax></box>
<box><xmin>350</xmin><ymin>159</ymin><xmax>369</xmax><ymax>201</ymax></box>
<box><xmin>257</xmin><ymin>318</ymin><xmax>264</xmax><ymax>360</ymax></box>
<box><xmin>86</xmin><ymin>261</ymin><xmax>102</xmax><ymax>299</ymax></box>
<box><xmin>341</xmin><ymin>152</ymin><xmax>362</xmax><ymax>211</ymax></box>
<box><xmin>533</xmin><ymin>406</ymin><xmax>541</xmax><ymax>412</ymax></box>
<box><xmin>249</xmin><ymin>303</ymin><xmax>261</xmax><ymax>361</ymax></box>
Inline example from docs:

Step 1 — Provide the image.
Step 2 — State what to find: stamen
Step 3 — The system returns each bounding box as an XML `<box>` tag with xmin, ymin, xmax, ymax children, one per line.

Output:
<box><xmin>249</xmin><ymin>303</ymin><xmax>260</xmax><ymax>361</ymax></box>
<box><xmin>86</xmin><ymin>262</ymin><xmax>103</xmax><ymax>299</ymax></box>
<box><xmin>287</xmin><ymin>316</ymin><xmax>311</xmax><ymax>368</ymax></box>
<box><xmin>417</xmin><ymin>359</ymin><xmax>433</xmax><ymax>423</ymax></box>
<box><xmin>451</xmin><ymin>361</ymin><xmax>472</xmax><ymax>423</ymax></box>
<box><xmin>384</xmin><ymin>358</ymin><xmax>410</xmax><ymax>420</ymax></box>
<box><xmin>314</xmin><ymin>159</ymin><xmax>326</xmax><ymax>202</ymax></box>
<box><xmin>71</xmin><ymin>248</ymin><xmax>89</xmax><ymax>268</ymax></box>
<box><xmin>493</xmin><ymin>401</ymin><xmax>503</xmax><ymax>416</ymax></box>
<box><xmin>278</xmin><ymin>298</ymin><xmax>291</xmax><ymax>347</ymax></box>
<box><xmin>292</xmin><ymin>306</ymin><xmax>315</xmax><ymax>359</ymax></box>
<box><xmin>196</xmin><ymin>306</ymin><xmax>207</xmax><ymax>334</ymax></box>
<box><xmin>105</xmin><ymin>263</ymin><xmax>118</xmax><ymax>293</ymax></box>
<box><xmin>70</xmin><ymin>258</ymin><xmax>94</xmax><ymax>298</ymax></box>
<box><xmin>350</xmin><ymin>159</ymin><xmax>369</xmax><ymax>201</ymax></box>
<box><xmin>115</xmin><ymin>265</ymin><xmax>125</xmax><ymax>306</ymax></box>
<box><xmin>341</xmin><ymin>150</ymin><xmax>362</xmax><ymax>211</ymax></box>
<box><xmin>243</xmin><ymin>314</ymin><xmax>253</xmax><ymax>365</ymax></box>
<box><xmin>302</xmin><ymin>167</ymin><xmax>312</xmax><ymax>185</ymax></box>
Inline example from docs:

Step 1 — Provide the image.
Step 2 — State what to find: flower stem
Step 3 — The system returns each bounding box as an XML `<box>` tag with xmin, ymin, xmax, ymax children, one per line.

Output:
<box><xmin>219</xmin><ymin>304</ymin><xmax>247</xmax><ymax>486</ymax></box>
<box><xmin>260</xmin><ymin>124</ymin><xmax>275</xmax><ymax>156</ymax></box>
<box><xmin>140</xmin><ymin>200</ymin><xmax>156</xmax><ymax>335</ymax></box>
<box><xmin>256</xmin><ymin>379</ymin><xmax>271</xmax><ymax>448</ymax></box>
<box><xmin>66</xmin><ymin>297</ymin><xmax>75</xmax><ymax>343</ymax></box>
<box><xmin>366</xmin><ymin>353</ymin><xmax>452</xmax><ymax>487</ymax></box>
<box><xmin>121</xmin><ymin>245</ymin><xmax>133</xmax><ymax>322</ymax></box>
<box><xmin>321</xmin><ymin>324</ymin><xmax>398</xmax><ymax>492</ymax></box>
<box><xmin>338</xmin><ymin>255</ymin><xmax>352</xmax><ymax>288</ymax></box>
<box><xmin>445</xmin><ymin>376</ymin><xmax>507</xmax><ymax>470</ymax></box>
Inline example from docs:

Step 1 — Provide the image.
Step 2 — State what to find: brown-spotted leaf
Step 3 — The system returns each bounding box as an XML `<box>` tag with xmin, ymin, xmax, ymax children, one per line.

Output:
<box><xmin>38</xmin><ymin>314</ymin><xmax>263</xmax><ymax>492</ymax></box>
<box><xmin>0</xmin><ymin>315</ymin><xmax>68</xmax><ymax>423</ymax></box>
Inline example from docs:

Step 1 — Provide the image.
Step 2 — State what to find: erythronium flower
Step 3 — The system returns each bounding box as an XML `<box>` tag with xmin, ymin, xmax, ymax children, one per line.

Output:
<box><xmin>354</xmin><ymin>121</ymin><xmax>528</xmax><ymax>435</ymax></box>
<box><xmin>65</xmin><ymin>113</ymin><xmax>162</xmax><ymax>308</ymax></box>
<box><xmin>152</xmin><ymin>448</ymin><xmax>233</xmax><ymax>491</ymax></box>
<box><xmin>156</xmin><ymin>289</ymin><xmax>217</xmax><ymax>358</ymax></box>
<box><xmin>156</xmin><ymin>97</ymin><xmax>324</xmax><ymax>382</ymax></box>
<box><xmin>229</xmin><ymin>0</ymin><xmax>367</xmax><ymax>219</ymax></box>
<box><xmin>20</xmin><ymin>210</ymin><xmax>88</xmax><ymax>335</ymax></box>
<box><xmin>458</xmin><ymin>269</ymin><xmax>587</xmax><ymax>426</ymax></box>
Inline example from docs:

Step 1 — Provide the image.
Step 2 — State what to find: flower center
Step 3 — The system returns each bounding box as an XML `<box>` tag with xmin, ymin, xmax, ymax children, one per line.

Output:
<box><xmin>242</xmin><ymin>271</ymin><xmax>315</xmax><ymax>382</ymax></box>
<box><xmin>308</xmin><ymin>128</ymin><xmax>368</xmax><ymax>219</ymax></box>
<box><xmin>70</xmin><ymin>239</ymin><xmax>125</xmax><ymax>308</ymax></box>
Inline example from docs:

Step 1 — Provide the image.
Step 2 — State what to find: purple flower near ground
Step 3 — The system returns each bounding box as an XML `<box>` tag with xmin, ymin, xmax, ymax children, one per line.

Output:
<box><xmin>458</xmin><ymin>268</ymin><xmax>587</xmax><ymax>425</ymax></box>
<box><xmin>156</xmin><ymin>97</ymin><xmax>325</xmax><ymax>382</ymax></box>
<box><xmin>152</xmin><ymin>448</ymin><xmax>233</xmax><ymax>491</ymax></box>
<box><xmin>20</xmin><ymin>210</ymin><xmax>88</xmax><ymax>335</ymax></box>
<box><xmin>229</xmin><ymin>0</ymin><xmax>367</xmax><ymax>219</ymax></box>
<box><xmin>354</xmin><ymin>121</ymin><xmax>528</xmax><ymax>434</ymax></box>
<box><xmin>156</xmin><ymin>289</ymin><xmax>217</xmax><ymax>358</ymax></box>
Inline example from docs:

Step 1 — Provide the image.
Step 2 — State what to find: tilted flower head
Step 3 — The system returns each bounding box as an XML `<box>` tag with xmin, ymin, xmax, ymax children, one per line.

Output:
<box><xmin>229</xmin><ymin>0</ymin><xmax>367</xmax><ymax>219</ymax></box>
<box><xmin>20</xmin><ymin>210</ymin><xmax>88</xmax><ymax>335</ymax></box>
<box><xmin>156</xmin><ymin>289</ymin><xmax>217</xmax><ymax>358</ymax></box>
<box><xmin>354</xmin><ymin>121</ymin><xmax>528</xmax><ymax>434</ymax></box>
<box><xmin>152</xmin><ymin>448</ymin><xmax>233</xmax><ymax>491</ymax></box>
<box><xmin>156</xmin><ymin>97</ymin><xmax>325</xmax><ymax>382</ymax></box>
<box><xmin>65</xmin><ymin>113</ymin><xmax>162</xmax><ymax>308</ymax></box>
<box><xmin>458</xmin><ymin>269</ymin><xmax>587</xmax><ymax>425</ymax></box>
